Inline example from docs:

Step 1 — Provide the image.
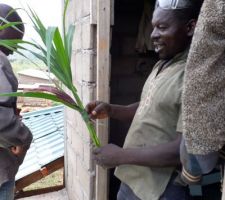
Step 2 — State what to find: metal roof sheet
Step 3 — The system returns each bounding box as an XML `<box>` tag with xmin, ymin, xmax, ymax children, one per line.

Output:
<box><xmin>18</xmin><ymin>69</ymin><xmax>55</xmax><ymax>80</ymax></box>
<box><xmin>16</xmin><ymin>105</ymin><xmax>65</xmax><ymax>180</ymax></box>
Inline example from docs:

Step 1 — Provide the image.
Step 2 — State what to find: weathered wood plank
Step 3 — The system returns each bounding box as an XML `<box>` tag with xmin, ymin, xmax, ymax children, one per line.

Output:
<box><xmin>91</xmin><ymin>0</ymin><xmax>97</xmax><ymax>24</ymax></box>
<box><xmin>91</xmin><ymin>0</ymin><xmax>114</xmax><ymax>25</ymax></box>
<box><xmin>15</xmin><ymin>157</ymin><xmax>64</xmax><ymax>192</ymax></box>
<box><xmin>96</xmin><ymin>0</ymin><xmax>112</xmax><ymax>199</ymax></box>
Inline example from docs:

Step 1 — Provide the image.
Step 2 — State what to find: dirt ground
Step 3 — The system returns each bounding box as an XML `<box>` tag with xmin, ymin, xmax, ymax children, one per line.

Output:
<box><xmin>19</xmin><ymin>189</ymin><xmax>68</xmax><ymax>200</ymax></box>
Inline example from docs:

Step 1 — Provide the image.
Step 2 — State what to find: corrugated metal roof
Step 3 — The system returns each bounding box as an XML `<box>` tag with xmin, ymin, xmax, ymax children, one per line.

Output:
<box><xmin>18</xmin><ymin>69</ymin><xmax>55</xmax><ymax>80</ymax></box>
<box><xmin>16</xmin><ymin>105</ymin><xmax>65</xmax><ymax>180</ymax></box>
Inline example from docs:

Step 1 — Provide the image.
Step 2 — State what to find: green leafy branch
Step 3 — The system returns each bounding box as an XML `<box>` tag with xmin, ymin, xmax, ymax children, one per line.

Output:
<box><xmin>0</xmin><ymin>0</ymin><xmax>100</xmax><ymax>147</ymax></box>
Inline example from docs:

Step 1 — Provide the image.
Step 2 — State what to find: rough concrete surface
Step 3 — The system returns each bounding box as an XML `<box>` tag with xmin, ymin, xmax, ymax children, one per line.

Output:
<box><xmin>18</xmin><ymin>189</ymin><xmax>69</xmax><ymax>200</ymax></box>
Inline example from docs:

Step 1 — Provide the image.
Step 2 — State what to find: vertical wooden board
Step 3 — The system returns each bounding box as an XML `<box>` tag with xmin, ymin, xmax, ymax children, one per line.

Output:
<box><xmin>223</xmin><ymin>171</ymin><xmax>225</xmax><ymax>200</ymax></box>
<box><xmin>90</xmin><ymin>0</ymin><xmax>97</xmax><ymax>24</ymax></box>
<box><xmin>97</xmin><ymin>2</ymin><xmax>111</xmax><ymax>101</ymax></box>
<box><xmin>96</xmin><ymin>0</ymin><xmax>111</xmax><ymax>138</ymax></box>
<box><xmin>91</xmin><ymin>0</ymin><xmax>114</xmax><ymax>25</ymax></box>
<box><xmin>111</xmin><ymin>0</ymin><xmax>115</xmax><ymax>25</ymax></box>
<box><xmin>96</xmin><ymin>0</ymin><xmax>112</xmax><ymax>200</ymax></box>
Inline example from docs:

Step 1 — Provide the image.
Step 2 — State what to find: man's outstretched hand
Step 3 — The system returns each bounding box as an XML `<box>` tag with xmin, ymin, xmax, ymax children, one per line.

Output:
<box><xmin>85</xmin><ymin>101</ymin><xmax>111</xmax><ymax>120</ymax></box>
<box><xmin>93</xmin><ymin>144</ymin><xmax>124</xmax><ymax>169</ymax></box>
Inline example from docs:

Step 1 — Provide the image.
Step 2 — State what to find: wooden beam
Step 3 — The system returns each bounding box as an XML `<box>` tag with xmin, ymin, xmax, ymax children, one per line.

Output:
<box><xmin>15</xmin><ymin>157</ymin><xmax>64</xmax><ymax>192</ymax></box>
<box><xmin>96</xmin><ymin>0</ymin><xmax>111</xmax><ymax>200</ymax></box>
<box><xmin>91</xmin><ymin>0</ymin><xmax>97</xmax><ymax>24</ymax></box>
<box><xmin>15</xmin><ymin>185</ymin><xmax>65</xmax><ymax>199</ymax></box>
<box><xmin>91</xmin><ymin>0</ymin><xmax>114</xmax><ymax>25</ymax></box>
<box><xmin>111</xmin><ymin>0</ymin><xmax>114</xmax><ymax>25</ymax></box>
<box><xmin>222</xmin><ymin>167</ymin><xmax>225</xmax><ymax>200</ymax></box>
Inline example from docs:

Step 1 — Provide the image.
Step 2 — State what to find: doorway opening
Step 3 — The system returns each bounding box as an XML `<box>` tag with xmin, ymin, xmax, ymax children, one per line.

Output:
<box><xmin>109</xmin><ymin>0</ymin><xmax>157</xmax><ymax>199</ymax></box>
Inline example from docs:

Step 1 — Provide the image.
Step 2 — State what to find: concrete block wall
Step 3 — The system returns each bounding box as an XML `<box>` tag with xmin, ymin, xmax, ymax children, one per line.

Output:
<box><xmin>64</xmin><ymin>0</ymin><xmax>97</xmax><ymax>199</ymax></box>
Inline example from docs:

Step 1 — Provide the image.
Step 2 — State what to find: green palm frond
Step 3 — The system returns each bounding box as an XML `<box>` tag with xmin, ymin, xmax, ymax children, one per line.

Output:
<box><xmin>0</xmin><ymin>0</ymin><xmax>100</xmax><ymax>147</ymax></box>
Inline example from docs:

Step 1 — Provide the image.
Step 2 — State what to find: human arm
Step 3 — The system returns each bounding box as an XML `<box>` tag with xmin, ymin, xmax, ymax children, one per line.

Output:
<box><xmin>0</xmin><ymin>91</ymin><xmax>32</xmax><ymax>155</ymax></box>
<box><xmin>93</xmin><ymin>133</ymin><xmax>181</xmax><ymax>169</ymax></box>
<box><xmin>86</xmin><ymin>101</ymin><xmax>139</xmax><ymax>122</ymax></box>
<box><xmin>0</xmin><ymin>54</ymin><xmax>32</xmax><ymax>154</ymax></box>
<box><xmin>8</xmin><ymin>104</ymin><xmax>25</xmax><ymax>156</ymax></box>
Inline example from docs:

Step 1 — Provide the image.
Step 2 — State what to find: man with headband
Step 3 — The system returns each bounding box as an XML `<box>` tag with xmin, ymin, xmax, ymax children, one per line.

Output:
<box><xmin>86</xmin><ymin>0</ymin><xmax>202</xmax><ymax>199</ymax></box>
<box><xmin>0</xmin><ymin>4</ymin><xmax>33</xmax><ymax>200</ymax></box>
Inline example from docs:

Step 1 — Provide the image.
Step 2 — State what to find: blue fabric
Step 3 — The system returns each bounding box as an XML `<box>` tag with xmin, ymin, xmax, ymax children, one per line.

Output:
<box><xmin>180</xmin><ymin>137</ymin><xmax>219</xmax><ymax>184</ymax></box>
<box><xmin>160</xmin><ymin>174</ymin><xmax>193</xmax><ymax>200</ymax></box>
<box><xmin>117</xmin><ymin>183</ymin><xmax>141</xmax><ymax>200</ymax></box>
<box><xmin>117</xmin><ymin>174</ymin><xmax>192</xmax><ymax>200</ymax></box>
<box><xmin>0</xmin><ymin>180</ymin><xmax>15</xmax><ymax>200</ymax></box>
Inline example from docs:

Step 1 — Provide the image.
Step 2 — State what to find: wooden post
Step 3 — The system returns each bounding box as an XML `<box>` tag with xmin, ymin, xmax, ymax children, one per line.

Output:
<box><xmin>222</xmin><ymin>170</ymin><xmax>225</xmax><ymax>200</ymax></box>
<box><xmin>96</xmin><ymin>0</ymin><xmax>111</xmax><ymax>200</ymax></box>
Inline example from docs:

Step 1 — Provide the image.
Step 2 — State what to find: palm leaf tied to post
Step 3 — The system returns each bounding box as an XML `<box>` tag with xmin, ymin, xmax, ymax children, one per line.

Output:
<box><xmin>0</xmin><ymin>0</ymin><xmax>101</xmax><ymax>147</ymax></box>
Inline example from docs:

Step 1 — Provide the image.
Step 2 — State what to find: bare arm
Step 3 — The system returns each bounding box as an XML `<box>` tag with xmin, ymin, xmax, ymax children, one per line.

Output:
<box><xmin>109</xmin><ymin>102</ymin><xmax>139</xmax><ymax>122</ymax></box>
<box><xmin>0</xmin><ymin>55</ymin><xmax>32</xmax><ymax>155</ymax></box>
<box><xmin>93</xmin><ymin>133</ymin><xmax>181</xmax><ymax>168</ymax></box>
<box><xmin>86</xmin><ymin>101</ymin><xmax>139</xmax><ymax>122</ymax></box>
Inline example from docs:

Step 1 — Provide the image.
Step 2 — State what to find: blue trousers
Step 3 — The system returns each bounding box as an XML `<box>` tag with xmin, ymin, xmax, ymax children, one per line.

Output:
<box><xmin>117</xmin><ymin>174</ymin><xmax>193</xmax><ymax>200</ymax></box>
<box><xmin>0</xmin><ymin>180</ymin><xmax>15</xmax><ymax>200</ymax></box>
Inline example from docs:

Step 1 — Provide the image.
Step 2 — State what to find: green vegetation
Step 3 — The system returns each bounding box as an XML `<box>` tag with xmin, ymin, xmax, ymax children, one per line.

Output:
<box><xmin>0</xmin><ymin>0</ymin><xmax>100</xmax><ymax>147</ymax></box>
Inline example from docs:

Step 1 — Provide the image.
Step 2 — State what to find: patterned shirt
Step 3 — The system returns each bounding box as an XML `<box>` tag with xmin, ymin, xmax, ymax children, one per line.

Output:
<box><xmin>183</xmin><ymin>0</ymin><xmax>225</xmax><ymax>154</ymax></box>
<box><xmin>115</xmin><ymin>51</ymin><xmax>188</xmax><ymax>200</ymax></box>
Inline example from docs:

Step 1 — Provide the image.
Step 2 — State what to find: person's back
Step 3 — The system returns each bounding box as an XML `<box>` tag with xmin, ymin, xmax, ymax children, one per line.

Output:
<box><xmin>0</xmin><ymin>4</ymin><xmax>33</xmax><ymax>200</ymax></box>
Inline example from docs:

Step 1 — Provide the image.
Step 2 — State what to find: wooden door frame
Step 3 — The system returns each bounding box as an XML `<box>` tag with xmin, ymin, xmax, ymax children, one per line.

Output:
<box><xmin>95</xmin><ymin>0</ymin><xmax>114</xmax><ymax>199</ymax></box>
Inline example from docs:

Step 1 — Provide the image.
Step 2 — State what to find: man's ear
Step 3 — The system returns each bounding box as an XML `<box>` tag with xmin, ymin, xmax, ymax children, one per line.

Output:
<box><xmin>186</xmin><ymin>19</ymin><xmax>197</xmax><ymax>37</ymax></box>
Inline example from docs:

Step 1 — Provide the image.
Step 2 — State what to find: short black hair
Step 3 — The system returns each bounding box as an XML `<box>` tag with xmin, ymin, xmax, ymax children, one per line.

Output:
<box><xmin>0</xmin><ymin>3</ymin><xmax>24</xmax><ymax>33</ymax></box>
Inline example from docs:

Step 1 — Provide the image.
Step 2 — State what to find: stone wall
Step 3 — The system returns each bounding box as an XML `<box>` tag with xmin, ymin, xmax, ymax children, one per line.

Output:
<box><xmin>65</xmin><ymin>0</ymin><xmax>96</xmax><ymax>199</ymax></box>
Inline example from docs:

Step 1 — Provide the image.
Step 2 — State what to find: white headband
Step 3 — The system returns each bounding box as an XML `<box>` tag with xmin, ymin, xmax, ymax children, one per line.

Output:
<box><xmin>155</xmin><ymin>0</ymin><xmax>193</xmax><ymax>10</ymax></box>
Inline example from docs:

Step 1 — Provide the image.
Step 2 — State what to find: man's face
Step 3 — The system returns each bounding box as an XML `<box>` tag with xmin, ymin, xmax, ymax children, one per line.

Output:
<box><xmin>151</xmin><ymin>7</ymin><xmax>189</xmax><ymax>60</ymax></box>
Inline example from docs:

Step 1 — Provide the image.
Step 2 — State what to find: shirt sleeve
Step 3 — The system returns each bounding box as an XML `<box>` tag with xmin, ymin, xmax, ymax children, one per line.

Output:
<box><xmin>176</xmin><ymin>71</ymin><xmax>183</xmax><ymax>133</ymax></box>
<box><xmin>176</xmin><ymin>109</ymin><xmax>183</xmax><ymax>133</ymax></box>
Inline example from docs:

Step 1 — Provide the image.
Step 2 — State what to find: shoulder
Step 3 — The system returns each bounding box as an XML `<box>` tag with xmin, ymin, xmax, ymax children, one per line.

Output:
<box><xmin>0</xmin><ymin>51</ymin><xmax>10</xmax><ymax>68</ymax></box>
<box><xmin>170</xmin><ymin>56</ymin><xmax>187</xmax><ymax>77</ymax></box>
<box><xmin>170</xmin><ymin>49</ymin><xmax>189</xmax><ymax>71</ymax></box>
<box><xmin>0</xmin><ymin>51</ymin><xmax>12</xmax><ymax>77</ymax></box>
<box><xmin>0</xmin><ymin>51</ymin><xmax>18</xmax><ymax>90</ymax></box>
